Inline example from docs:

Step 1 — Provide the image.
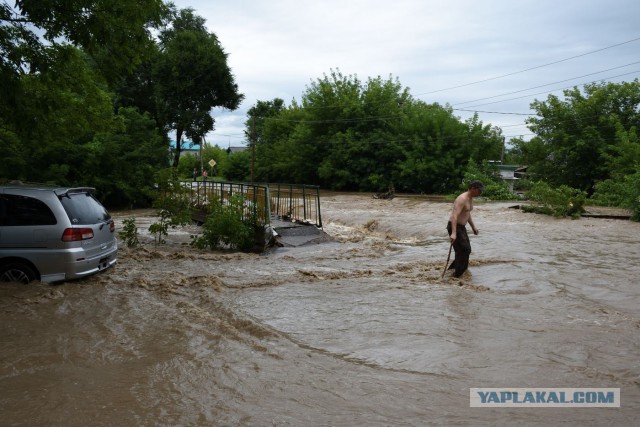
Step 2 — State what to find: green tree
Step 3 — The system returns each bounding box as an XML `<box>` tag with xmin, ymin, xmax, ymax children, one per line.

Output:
<box><xmin>243</xmin><ymin>98</ymin><xmax>287</xmax><ymax>182</ymax></box>
<box><xmin>83</xmin><ymin>107</ymin><xmax>168</xmax><ymax>208</ymax></box>
<box><xmin>7</xmin><ymin>0</ymin><xmax>165</xmax><ymax>74</ymax></box>
<box><xmin>248</xmin><ymin>70</ymin><xmax>504</xmax><ymax>192</ymax></box>
<box><xmin>245</xmin><ymin>98</ymin><xmax>286</xmax><ymax>144</ymax></box>
<box><xmin>8</xmin><ymin>47</ymin><xmax>115</xmax><ymax>184</ymax></box>
<box><xmin>522</xmin><ymin>80</ymin><xmax>640</xmax><ymax>193</ymax></box>
<box><xmin>224</xmin><ymin>150</ymin><xmax>252</xmax><ymax>181</ymax></box>
<box><xmin>154</xmin><ymin>8</ymin><xmax>243</xmax><ymax>166</ymax></box>
<box><xmin>1</xmin><ymin>0</ymin><xmax>168</xmax><ymax>204</ymax></box>
<box><xmin>1</xmin><ymin>0</ymin><xmax>165</xmax><ymax>124</ymax></box>
<box><xmin>112</xmin><ymin>45</ymin><xmax>160</xmax><ymax>123</ymax></box>
<box><xmin>398</xmin><ymin>105</ymin><xmax>503</xmax><ymax>193</ymax></box>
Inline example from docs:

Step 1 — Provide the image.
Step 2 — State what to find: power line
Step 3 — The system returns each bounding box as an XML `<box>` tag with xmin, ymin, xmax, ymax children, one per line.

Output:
<box><xmin>453</xmin><ymin>62</ymin><xmax>640</xmax><ymax>106</ymax></box>
<box><xmin>452</xmin><ymin>108</ymin><xmax>531</xmax><ymax>116</ymax></box>
<box><xmin>465</xmin><ymin>70</ymin><xmax>640</xmax><ymax>109</ymax></box>
<box><xmin>210</xmin><ymin>41</ymin><xmax>640</xmax><ymax>140</ymax></box>
<box><xmin>416</xmin><ymin>36</ymin><xmax>640</xmax><ymax>96</ymax></box>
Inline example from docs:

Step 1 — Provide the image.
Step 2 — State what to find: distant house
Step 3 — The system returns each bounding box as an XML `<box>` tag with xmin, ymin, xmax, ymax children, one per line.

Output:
<box><xmin>169</xmin><ymin>139</ymin><xmax>199</xmax><ymax>158</ymax></box>
<box><xmin>491</xmin><ymin>163</ymin><xmax>527</xmax><ymax>191</ymax></box>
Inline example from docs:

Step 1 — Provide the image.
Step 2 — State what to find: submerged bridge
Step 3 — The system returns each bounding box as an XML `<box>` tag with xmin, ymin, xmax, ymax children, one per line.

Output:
<box><xmin>182</xmin><ymin>181</ymin><xmax>327</xmax><ymax>248</ymax></box>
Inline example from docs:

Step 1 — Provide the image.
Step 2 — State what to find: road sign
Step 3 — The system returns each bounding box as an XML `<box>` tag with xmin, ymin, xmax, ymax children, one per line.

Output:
<box><xmin>208</xmin><ymin>159</ymin><xmax>216</xmax><ymax>167</ymax></box>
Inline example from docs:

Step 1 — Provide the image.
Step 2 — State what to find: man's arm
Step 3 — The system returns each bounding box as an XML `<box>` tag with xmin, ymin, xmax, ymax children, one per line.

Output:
<box><xmin>468</xmin><ymin>215</ymin><xmax>478</xmax><ymax>235</ymax></box>
<box><xmin>449</xmin><ymin>197</ymin><xmax>463</xmax><ymax>241</ymax></box>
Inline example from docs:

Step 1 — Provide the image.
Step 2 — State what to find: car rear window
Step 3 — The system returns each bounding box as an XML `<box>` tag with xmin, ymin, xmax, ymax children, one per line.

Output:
<box><xmin>59</xmin><ymin>192</ymin><xmax>111</xmax><ymax>225</ymax></box>
<box><xmin>0</xmin><ymin>194</ymin><xmax>57</xmax><ymax>226</ymax></box>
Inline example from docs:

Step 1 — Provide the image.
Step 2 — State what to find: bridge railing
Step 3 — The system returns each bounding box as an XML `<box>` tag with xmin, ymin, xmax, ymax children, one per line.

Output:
<box><xmin>267</xmin><ymin>183</ymin><xmax>322</xmax><ymax>227</ymax></box>
<box><xmin>188</xmin><ymin>181</ymin><xmax>271</xmax><ymax>226</ymax></box>
<box><xmin>183</xmin><ymin>181</ymin><xmax>322</xmax><ymax>228</ymax></box>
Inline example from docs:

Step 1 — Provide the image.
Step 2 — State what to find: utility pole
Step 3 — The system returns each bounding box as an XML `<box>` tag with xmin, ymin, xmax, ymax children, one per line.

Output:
<box><xmin>251</xmin><ymin>114</ymin><xmax>255</xmax><ymax>182</ymax></box>
<box><xmin>199</xmin><ymin>135</ymin><xmax>204</xmax><ymax>174</ymax></box>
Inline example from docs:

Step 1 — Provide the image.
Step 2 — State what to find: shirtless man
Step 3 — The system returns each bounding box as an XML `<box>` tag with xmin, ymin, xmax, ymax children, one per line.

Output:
<box><xmin>446</xmin><ymin>180</ymin><xmax>484</xmax><ymax>278</ymax></box>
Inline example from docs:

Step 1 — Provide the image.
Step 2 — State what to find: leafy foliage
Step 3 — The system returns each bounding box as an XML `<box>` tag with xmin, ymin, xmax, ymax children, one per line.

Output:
<box><xmin>191</xmin><ymin>195</ymin><xmax>261</xmax><ymax>252</ymax></box>
<box><xmin>154</xmin><ymin>8</ymin><xmax>243</xmax><ymax>166</ymax></box>
<box><xmin>522</xmin><ymin>181</ymin><xmax>586</xmax><ymax>219</ymax></box>
<box><xmin>85</xmin><ymin>107</ymin><xmax>168</xmax><ymax>208</ymax></box>
<box><xmin>517</xmin><ymin>80</ymin><xmax>640</xmax><ymax>193</ymax></box>
<box><xmin>251</xmin><ymin>70</ymin><xmax>504</xmax><ymax>193</ymax></box>
<box><xmin>224</xmin><ymin>150</ymin><xmax>253</xmax><ymax>182</ymax></box>
<box><xmin>148</xmin><ymin>210</ymin><xmax>170</xmax><ymax>246</ymax></box>
<box><xmin>149</xmin><ymin>168</ymin><xmax>192</xmax><ymax>245</ymax></box>
<box><xmin>0</xmin><ymin>4</ymin><xmax>240</xmax><ymax>209</ymax></box>
<box><xmin>1</xmin><ymin>0</ymin><xmax>166</xmax><ymax>97</ymax></box>
<box><xmin>592</xmin><ymin>169</ymin><xmax>640</xmax><ymax>221</ymax></box>
<box><xmin>118</xmin><ymin>218</ymin><xmax>140</xmax><ymax>248</ymax></box>
<box><xmin>4</xmin><ymin>1</ymin><xmax>637</xmax><ymax>209</ymax></box>
<box><xmin>175</xmin><ymin>144</ymin><xmax>231</xmax><ymax>181</ymax></box>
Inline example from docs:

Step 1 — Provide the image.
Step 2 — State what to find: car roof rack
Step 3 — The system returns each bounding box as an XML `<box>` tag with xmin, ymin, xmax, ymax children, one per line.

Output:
<box><xmin>55</xmin><ymin>187</ymin><xmax>96</xmax><ymax>196</ymax></box>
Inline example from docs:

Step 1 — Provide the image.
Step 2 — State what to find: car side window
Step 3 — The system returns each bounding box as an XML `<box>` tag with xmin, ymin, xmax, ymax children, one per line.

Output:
<box><xmin>0</xmin><ymin>194</ymin><xmax>57</xmax><ymax>226</ymax></box>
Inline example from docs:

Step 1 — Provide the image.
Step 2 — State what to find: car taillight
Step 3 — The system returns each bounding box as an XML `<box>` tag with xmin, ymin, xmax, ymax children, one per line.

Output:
<box><xmin>62</xmin><ymin>228</ymin><xmax>94</xmax><ymax>242</ymax></box>
<box><xmin>109</xmin><ymin>220</ymin><xmax>115</xmax><ymax>232</ymax></box>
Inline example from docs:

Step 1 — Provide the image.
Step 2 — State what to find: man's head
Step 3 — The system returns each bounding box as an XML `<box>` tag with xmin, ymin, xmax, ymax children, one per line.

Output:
<box><xmin>469</xmin><ymin>180</ymin><xmax>484</xmax><ymax>195</ymax></box>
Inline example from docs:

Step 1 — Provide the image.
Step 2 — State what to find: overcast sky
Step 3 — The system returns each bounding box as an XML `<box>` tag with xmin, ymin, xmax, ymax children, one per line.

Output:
<box><xmin>170</xmin><ymin>0</ymin><xmax>640</xmax><ymax>147</ymax></box>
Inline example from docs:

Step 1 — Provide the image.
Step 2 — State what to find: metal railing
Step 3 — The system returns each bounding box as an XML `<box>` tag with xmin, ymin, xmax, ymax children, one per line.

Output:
<box><xmin>267</xmin><ymin>183</ymin><xmax>322</xmax><ymax>228</ymax></box>
<box><xmin>183</xmin><ymin>181</ymin><xmax>322</xmax><ymax>228</ymax></box>
<box><xmin>188</xmin><ymin>181</ymin><xmax>271</xmax><ymax>226</ymax></box>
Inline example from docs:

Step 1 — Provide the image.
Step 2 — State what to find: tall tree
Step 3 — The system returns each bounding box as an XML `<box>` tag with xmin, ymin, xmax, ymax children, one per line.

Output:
<box><xmin>1</xmin><ymin>0</ymin><xmax>166</xmax><ymax>186</ymax></box>
<box><xmin>1</xmin><ymin>0</ymin><xmax>165</xmax><ymax>108</ymax></box>
<box><xmin>249</xmin><ymin>70</ymin><xmax>503</xmax><ymax>192</ymax></box>
<box><xmin>245</xmin><ymin>98</ymin><xmax>286</xmax><ymax>144</ymax></box>
<box><xmin>8</xmin><ymin>46</ymin><xmax>115</xmax><ymax>183</ymax></box>
<box><xmin>154</xmin><ymin>8</ymin><xmax>243</xmax><ymax>166</ymax></box>
<box><xmin>522</xmin><ymin>80</ymin><xmax>640</xmax><ymax>192</ymax></box>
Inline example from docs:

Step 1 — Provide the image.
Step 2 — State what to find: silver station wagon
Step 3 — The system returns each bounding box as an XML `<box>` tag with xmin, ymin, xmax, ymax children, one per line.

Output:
<box><xmin>0</xmin><ymin>184</ymin><xmax>118</xmax><ymax>283</ymax></box>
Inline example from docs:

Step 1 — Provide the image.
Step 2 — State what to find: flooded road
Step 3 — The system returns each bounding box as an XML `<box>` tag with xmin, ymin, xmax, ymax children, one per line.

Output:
<box><xmin>1</xmin><ymin>193</ymin><xmax>639</xmax><ymax>425</ymax></box>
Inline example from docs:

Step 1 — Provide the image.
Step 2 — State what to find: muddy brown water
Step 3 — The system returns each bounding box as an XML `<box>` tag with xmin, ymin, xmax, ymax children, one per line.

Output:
<box><xmin>1</xmin><ymin>194</ymin><xmax>638</xmax><ymax>425</ymax></box>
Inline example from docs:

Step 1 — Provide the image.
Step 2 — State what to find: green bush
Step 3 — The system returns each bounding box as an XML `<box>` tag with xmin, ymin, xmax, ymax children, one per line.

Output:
<box><xmin>592</xmin><ymin>170</ymin><xmax>640</xmax><ymax>221</ymax></box>
<box><xmin>149</xmin><ymin>168</ymin><xmax>192</xmax><ymax>245</ymax></box>
<box><xmin>118</xmin><ymin>217</ymin><xmax>140</xmax><ymax>248</ymax></box>
<box><xmin>523</xmin><ymin>181</ymin><xmax>586</xmax><ymax>218</ymax></box>
<box><xmin>591</xmin><ymin>179</ymin><xmax>627</xmax><ymax>207</ymax></box>
<box><xmin>192</xmin><ymin>194</ymin><xmax>262</xmax><ymax>252</ymax></box>
<box><xmin>148</xmin><ymin>210</ymin><xmax>170</xmax><ymax>245</ymax></box>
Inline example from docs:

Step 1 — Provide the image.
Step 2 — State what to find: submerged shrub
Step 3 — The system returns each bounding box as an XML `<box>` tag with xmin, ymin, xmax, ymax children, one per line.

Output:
<box><xmin>523</xmin><ymin>181</ymin><xmax>586</xmax><ymax>219</ymax></box>
<box><xmin>192</xmin><ymin>194</ymin><xmax>262</xmax><ymax>252</ymax></box>
<box><xmin>149</xmin><ymin>168</ymin><xmax>192</xmax><ymax>245</ymax></box>
<box><xmin>592</xmin><ymin>170</ymin><xmax>640</xmax><ymax>221</ymax></box>
<box><xmin>118</xmin><ymin>217</ymin><xmax>140</xmax><ymax>248</ymax></box>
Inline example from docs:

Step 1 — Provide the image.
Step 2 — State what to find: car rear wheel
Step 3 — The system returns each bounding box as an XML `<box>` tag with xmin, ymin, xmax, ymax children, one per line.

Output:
<box><xmin>0</xmin><ymin>262</ymin><xmax>37</xmax><ymax>284</ymax></box>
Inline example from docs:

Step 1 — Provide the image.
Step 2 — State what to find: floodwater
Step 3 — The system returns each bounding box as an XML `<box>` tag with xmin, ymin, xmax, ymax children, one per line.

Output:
<box><xmin>1</xmin><ymin>193</ymin><xmax>639</xmax><ymax>426</ymax></box>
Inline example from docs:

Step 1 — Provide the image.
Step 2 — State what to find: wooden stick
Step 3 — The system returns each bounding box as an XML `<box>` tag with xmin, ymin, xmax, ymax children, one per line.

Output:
<box><xmin>441</xmin><ymin>241</ymin><xmax>453</xmax><ymax>278</ymax></box>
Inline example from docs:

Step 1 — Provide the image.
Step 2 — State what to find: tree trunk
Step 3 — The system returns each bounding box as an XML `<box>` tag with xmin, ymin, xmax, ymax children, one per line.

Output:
<box><xmin>174</xmin><ymin>128</ymin><xmax>183</xmax><ymax>166</ymax></box>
